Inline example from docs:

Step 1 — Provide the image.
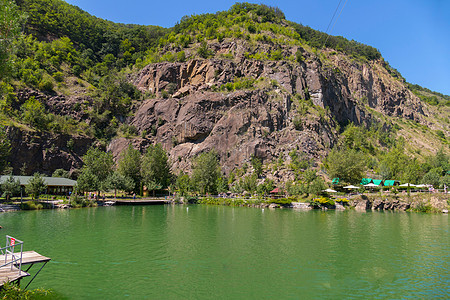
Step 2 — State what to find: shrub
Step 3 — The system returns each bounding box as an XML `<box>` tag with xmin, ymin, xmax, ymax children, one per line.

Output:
<box><xmin>197</xmin><ymin>41</ymin><xmax>213</xmax><ymax>58</ymax></box>
<box><xmin>270</xmin><ymin>49</ymin><xmax>283</xmax><ymax>61</ymax></box>
<box><xmin>20</xmin><ymin>201</ymin><xmax>43</xmax><ymax>210</ymax></box>
<box><xmin>293</xmin><ymin>116</ymin><xmax>302</xmax><ymax>130</ymax></box>
<box><xmin>268</xmin><ymin>198</ymin><xmax>292</xmax><ymax>205</ymax></box>
<box><xmin>176</xmin><ymin>51</ymin><xmax>186</xmax><ymax>62</ymax></box>
<box><xmin>52</xmin><ymin>71</ymin><xmax>64</xmax><ymax>82</ymax></box>
<box><xmin>411</xmin><ymin>202</ymin><xmax>433</xmax><ymax>213</ymax></box>
<box><xmin>161</xmin><ymin>90</ymin><xmax>169</xmax><ymax>99</ymax></box>
<box><xmin>39</xmin><ymin>77</ymin><xmax>54</xmax><ymax>92</ymax></box>
<box><xmin>336</xmin><ymin>198</ymin><xmax>349</xmax><ymax>205</ymax></box>
<box><xmin>0</xmin><ymin>282</ymin><xmax>54</xmax><ymax>299</ymax></box>
<box><xmin>187</xmin><ymin>196</ymin><xmax>199</xmax><ymax>204</ymax></box>
<box><xmin>310</xmin><ymin>197</ymin><xmax>335</xmax><ymax>209</ymax></box>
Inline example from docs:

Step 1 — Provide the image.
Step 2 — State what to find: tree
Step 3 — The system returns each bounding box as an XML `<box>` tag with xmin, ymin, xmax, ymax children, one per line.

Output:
<box><xmin>197</xmin><ymin>41</ymin><xmax>212</xmax><ymax>59</ymax></box>
<box><xmin>141</xmin><ymin>144</ymin><xmax>171</xmax><ymax>194</ymax></box>
<box><xmin>0</xmin><ymin>125</ymin><xmax>10</xmax><ymax>174</ymax></box>
<box><xmin>250</xmin><ymin>155</ymin><xmax>263</xmax><ymax>177</ymax></box>
<box><xmin>191</xmin><ymin>150</ymin><xmax>221</xmax><ymax>195</ymax></box>
<box><xmin>422</xmin><ymin>168</ymin><xmax>441</xmax><ymax>188</ymax></box>
<box><xmin>239</xmin><ymin>174</ymin><xmax>258</xmax><ymax>193</ymax></box>
<box><xmin>118</xmin><ymin>144</ymin><xmax>141</xmax><ymax>193</ymax></box>
<box><xmin>52</xmin><ymin>169</ymin><xmax>70</xmax><ymax>178</ymax></box>
<box><xmin>308</xmin><ymin>177</ymin><xmax>327</xmax><ymax>196</ymax></box>
<box><xmin>216</xmin><ymin>176</ymin><xmax>228</xmax><ymax>194</ymax></box>
<box><xmin>175</xmin><ymin>172</ymin><xmax>192</xmax><ymax>196</ymax></box>
<box><xmin>105</xmin><ymin>171</ymin><xmax>134</xmax><ymax>199</ymax></box>
<box><xmin>25</xmin><ymin>173</ymin><xmax>46</xmax><ymax>200</ymax></box>
<box><xmin>0</xmin><ymin>0</ymin><xmax>25</xmax><ymax>79</ymax></box>
<box><xmin>78</xmin><ymin>147</ymin><xmax>114</xmax><ymax>193</ymax></box>
<box><xmin>21</xmin><ymin>97</ymin><xmax>48</xmax><ymax>130</ymax></box>
<box><xmin>257</xmin><ymin>179</ymin><xmax>275</xmax><ymax>196</ymax></box>
<box><xmin>377</xmin><ymin>144</ymin><xmax>411</xmax><ymax>179</ymax></box>
<box><xmin>77</xmin><ymin>168</ymin><xmax>99</xmax><ymax>193</ymax></box>
<box><xmin>1</xmin><ymin>175</ymin><xmax>20</xmax><ymax>201</ymax></box>
<box><xmin>324</xmin><ymin>148</ymin><xmax>366</xmax><ymax>184</ymax></box>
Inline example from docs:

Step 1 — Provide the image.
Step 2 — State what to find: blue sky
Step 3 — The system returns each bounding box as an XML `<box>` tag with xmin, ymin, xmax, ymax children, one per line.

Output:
<box><xmin>64</xmin><ymin>0</ymin><xmax>450</xmax><ymax>95</ymax></box>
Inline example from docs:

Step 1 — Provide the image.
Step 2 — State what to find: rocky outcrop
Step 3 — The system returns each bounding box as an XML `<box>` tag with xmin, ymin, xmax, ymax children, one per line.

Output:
<box><xmin>16</xmin><ymin>88</ymin><xmax>91</xmax><ymax>121</ymax></box>
<box><xmin>354</xmin><ymin>199</ymin><xmax>372</xmax><ymax>211</ymax></box>
<box><xmin>135</xmin><ymin>48</ymin><xmax>426</xmax><ymax>126</ymax></box>
<box><xmin>119</xmin><ymin>43</ymin><xmax>428</xmax><ymax>175</ymax></box>
<box><xmin>109</xmin><ymin>87</ymin><xmax>331</xmax><ymax>175</ymax></box>
<box><xmin>6</xmin><ymin>126</ymin><xmax>93</xmax><ymax>176</ymax></box>
<box><xmin>351</xmin><ymin>198</ymin><xmax>412</xmax><ymax>211</ymax></box>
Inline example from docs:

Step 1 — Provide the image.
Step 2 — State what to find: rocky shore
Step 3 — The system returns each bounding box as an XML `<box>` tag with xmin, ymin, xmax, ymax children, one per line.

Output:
<box><xmin>179</xmin><ymin>193</ymin><xmax>450</xmax><ymax>213</ymax></box>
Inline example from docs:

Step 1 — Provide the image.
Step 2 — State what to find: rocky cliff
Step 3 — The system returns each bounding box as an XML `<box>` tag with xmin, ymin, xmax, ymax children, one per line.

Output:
<box><xmin>108</xmin><ymin>40</ymin><xmax>428</xmax><ymax>176</ymax></box>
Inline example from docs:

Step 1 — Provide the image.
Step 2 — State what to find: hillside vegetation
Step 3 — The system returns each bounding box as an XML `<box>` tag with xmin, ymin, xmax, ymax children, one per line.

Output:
<box><xmin>0</xmin><ymin>0</ymin><xmax>448</xmax><ymax>194</ymax></box>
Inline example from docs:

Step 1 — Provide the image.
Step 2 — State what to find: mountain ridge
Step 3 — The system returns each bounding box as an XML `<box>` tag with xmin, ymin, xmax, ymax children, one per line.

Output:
<box><xmin>0</xmin><ymin>0</ymin><xmax>448</xmax><ymax>186</ymax></box>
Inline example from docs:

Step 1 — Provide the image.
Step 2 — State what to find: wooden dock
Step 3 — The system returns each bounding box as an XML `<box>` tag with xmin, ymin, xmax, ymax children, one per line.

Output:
<box><xmin>0</xmin><ymin>251</ymin><xmax>51</xmax><ymax>286</ymax></box>
<box><xmin>0</xmin><ymin>265</ymin><xmax>29</xmax><ymax>285</ymax></box>
<box><xmin>109</xmin><ymin>199</ymin><xmax>170</xmax><ymax>205</ymax></box>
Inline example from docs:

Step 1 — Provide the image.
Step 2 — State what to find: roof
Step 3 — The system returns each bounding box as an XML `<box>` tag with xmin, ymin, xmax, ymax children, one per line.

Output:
<box><xmin>372</xmin><ymin>179</ymin><xmax>382</xmax><ymax>186</ymax></box>
<box><xmin>270</xmin><ymin>187</ymin><xmax>280</xmax><ymax>194</ymax></box>
<box><xmin>0</xmin><ymin>176</ymin><xmax>77</xmax><ymax>187</ymax></box>
<box><xmin>360</xmin><ymin>178</ymin><xmax>372</xmax><ymax>185</ymax></box>
<box><xmin>384</xmin><ymin>180</ymin><xmax>397</xmax><ymax>186</ymax></box>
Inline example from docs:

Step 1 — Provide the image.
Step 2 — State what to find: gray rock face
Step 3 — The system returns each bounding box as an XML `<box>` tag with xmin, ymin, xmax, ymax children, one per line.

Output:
<box><xmin>120</xmin><ymin>47</ymin><xmax>427</xmax><ymax>175</ymax></box>
<box><xmin>6</xmin><ymin>126</ymin><xmax>93</xmax><ymax>176</ymax></box>
<box><xmin>354</xmin><ymin>198</ymin><xmax>411</xmax><ymax>211</ymax></box>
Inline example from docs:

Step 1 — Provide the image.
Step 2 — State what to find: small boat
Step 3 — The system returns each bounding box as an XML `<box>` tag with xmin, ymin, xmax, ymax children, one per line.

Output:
<box><xmin>104</xmin><ymin>201</ymin><xmax>115</xmax><ymax>206</ymax></box>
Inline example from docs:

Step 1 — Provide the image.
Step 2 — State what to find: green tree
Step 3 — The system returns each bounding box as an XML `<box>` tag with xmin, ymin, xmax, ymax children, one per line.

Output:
<box><xmin>427</xmin><ymin>148</ymin><xmax>449</xmax><ymax>175</ymax></box>
<box><xmin>141</xmin><ymin>144</ymin><xmax>171</xmax><ymax>194</ymax></box>
<box><xmin>117</xmin><ymin>144</ymin><xmax>141</xmax><ymax>193</ymax></box>
<box><xmin>52</xmin><ymin>168</ymin><xmax>70</xmax><ymax>178</ymax></box>
<box><xmin>439</xmin><ymin>175</ymin><xmax>450</xmax><ymax>189</ymax></box>
<box><xmin>0</xmin><ymin>125</ymin><xmax>10</xmax><ymax>174</ymax></box>
<box><xmin>25</xmin><ymin>173</ymin><xmax>46</xmax><ymax>200</ymax></box>
<box><xmin>77</xmin><ymin>168</ymin><xmax>99</xmax><ymax>193</ymax></box>
<box><xmin>307</xmin><ymin>177</ymin><xmax>327</xmax><ymax>196</ymax></box>
<box><xmin>422</xmin><ymin>168</ymin><xmax>441</xmax><ymax>188</ymax></box>
<box><xmin>197</xmin><ymin>41</ymin><xmax>212</xmax><ymax>58</ymax></box>
<box><xmin>78</xmin><ymin>147</ymin><xmax>114</xmax><ymax>193</ymax></box>
<box><xmin>0</xmin><ymin>0</ymin><xmax>25</xmax><ymax>79</ymax></box>
<box><xmin>21</xmin><ymin>97</ymin><xmax>48</xmax><ymax>130</ymax></box>
<box><xmin>191</xmin><ymin>150</ymin><xmax>221</xmax><ymax>195</ymax></box>
<box><xmin>216</xmin><ymin>176</ymin><xmax>228</xmax><ymax>194</ymax></box>
<box><xmin>105</xmin><ymin>171</ymin><xmax>134</xmax><ymax>198</ymax></box>
<box><xmin>250</xmin><ymin>155</ymin><xmax>263</xmax><ymax>177</ymax></box>
<box><xmin>377</xmin><ymin>143</ymin><xmax>411</xmax><ymax>179</ymax></box>
<box><xmin>175</xmin><ymin>172</ymin><xmax>192</xmax><ymax>196</ymax></box>
<box><xmin>324</xmin><ymin>148</ymin><xmax>366</xmax><ymax>184</ymax></box>
<box><xmin>257</xmin><ymin>179</ymin><xmax>275</xmax><ymax>196</ymax></box>
<box><xmin>1</xmin><ymin>174</ymin><xmax>20</xmax><ymax>201</ymax></box>
<box><xmin>239</xmin><ymin>174</ymin><xmax>258</xmax><ymax>193</ymax></box>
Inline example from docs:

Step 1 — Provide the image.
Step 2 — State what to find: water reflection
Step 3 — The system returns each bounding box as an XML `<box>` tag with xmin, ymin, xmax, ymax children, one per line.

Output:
<box><xmin>0</xmin><ymin>206</ymin><xmax>447</xmax><ymax>299</ymax></box>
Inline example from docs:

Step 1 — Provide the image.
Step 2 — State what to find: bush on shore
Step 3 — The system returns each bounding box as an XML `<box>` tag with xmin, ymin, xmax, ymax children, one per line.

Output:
<box><xmin>20</xmin><ymin>201</ymin><xmax>43</xmax><ymax>210</ymax></box>
<box><xmin>0</xmin><ymin>282</ymin><xmax>56</xmax><ymax>299</ymax></box>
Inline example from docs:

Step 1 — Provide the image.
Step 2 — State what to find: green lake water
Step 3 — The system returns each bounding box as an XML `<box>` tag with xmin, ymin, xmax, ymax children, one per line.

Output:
<box><xmin>0</xmin><ymin>205</ymin><xmax>449</xmax><ymax>299</ymax></box>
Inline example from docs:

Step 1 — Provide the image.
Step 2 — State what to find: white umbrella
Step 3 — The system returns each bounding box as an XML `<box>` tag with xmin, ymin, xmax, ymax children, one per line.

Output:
<box><xmin>414</xmin><ymin>184</ymin><xmax>428</xmax><ymax>188</ymax></box>
<box><xmin>344</xmin><ymin>185</ymin><xmax>359</xmax><ymax>189</ymax></box>
<box><xmin>399</xmin><ymin>183</ymin><xmax>416</xmax><ymax>187</ymax></box>
<box><xmin>364</xmin><ymin>183</ymin><xmax>380</xmax><ymax>187</ymax></box>
<box><xmin>322</xmin><ymin>188</ymin><xmax>337</xmax><ymax>193</ymax></box>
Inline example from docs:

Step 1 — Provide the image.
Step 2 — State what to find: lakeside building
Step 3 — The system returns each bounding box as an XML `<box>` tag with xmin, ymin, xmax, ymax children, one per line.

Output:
<box><xmin>0</xmin><ymin>176</ymin><xmax>77</xmax><ymax>195</ymax></box>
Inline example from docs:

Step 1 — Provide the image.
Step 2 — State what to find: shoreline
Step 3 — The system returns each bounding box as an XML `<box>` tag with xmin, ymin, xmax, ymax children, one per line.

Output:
<box><xmin>0</xmin><ymin>193</ymin><xmax>448</xmax><ymax>213</ymax></box>
<box><xmin>172</xmin><ymin>193</ymin><xmax>450</xmax><ymax>213</ymax></box>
